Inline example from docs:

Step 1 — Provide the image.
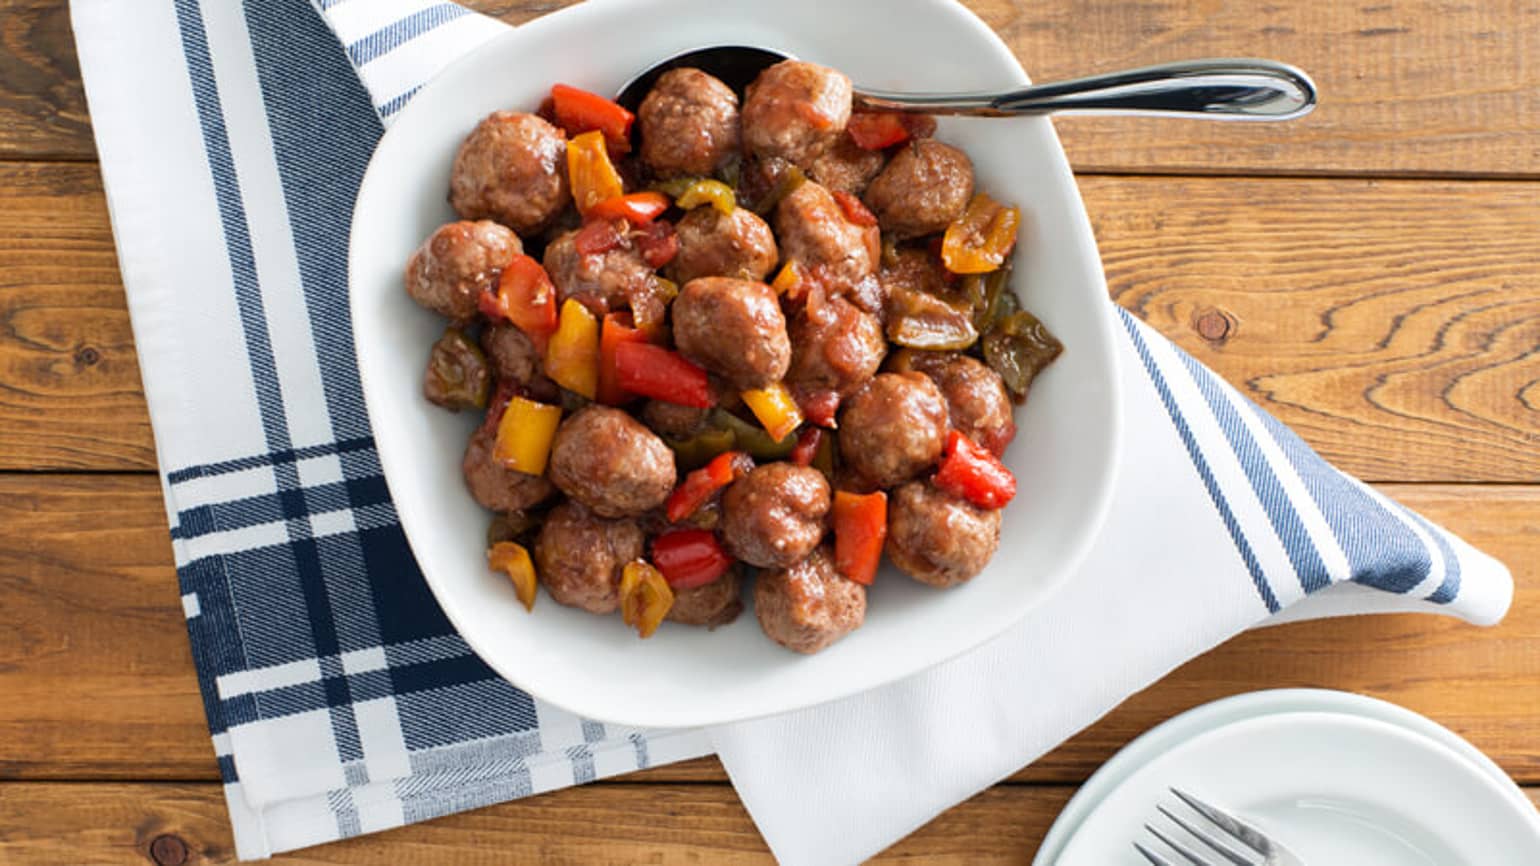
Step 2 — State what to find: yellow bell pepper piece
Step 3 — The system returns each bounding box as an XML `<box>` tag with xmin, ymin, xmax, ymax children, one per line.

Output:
<box><xmin>545</xmin><ymin>299</ymin><xmax>600</xmax><ymax>399</ymax></box>
<box><xmin>740</xmin><ymin>382</ymin><xmax>803</xmax><ymax>443</ymax></box>
<box><xmin>567</xmin><ymin>129</ymin><xmax>624</xmax><ymax>215</ymax></box>
<box><xmin>487</xmin><ymin>541</ymin><xmax>538</xmax><ymax>612</ymax></box>
<box><xmin>620</xmin><ymin>560</ymin><xmax>674</xmax><ymax>638</ymax></box>
<box><xmin>674</xmin><ymin>178</ymin><xmax>737</xmax><ymax>215</ymax></box>
<box><xmin>941</xmin><ymin>192</ymin><xmax>1021</xmax><ymax>275</ymax></box>
<box><xmin>493</xmin><ymin>395</ymin><xmax>562</xmax><ymax>475</ymax></box>
<box><xmin>770</xmin><ymin>261</ymin><xmax>802</xmax><ymax>296</ymax></box>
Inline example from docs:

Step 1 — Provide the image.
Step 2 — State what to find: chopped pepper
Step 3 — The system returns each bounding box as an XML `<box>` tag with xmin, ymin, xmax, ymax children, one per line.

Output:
<box><xmin>636</xmin><ymin>220</ymin><xmax>679</xmax><ymax>269</ymax></box>
<box><xmin>493</xmin><ymin>395</ymin><xmax>563</xmax><ymax>475</ymax></box>
<box><xmin>665</xmin><ymin>450</ymin><xmax>753</xmax><ymax>523</ymax></box>
<box><xmin>614</xmin><ymin>342</ymin><xmax>713</xmax><ymax>408</ymax></box>
<box><xmin>885</xmin><ymin>283</ymin><xmax>979</xmax><ymax>350</ymax></box>
<box><xmin>790</xmin><ymin>427</ymin><xmax>823</xmax><ymax>466</ymax></box>
<box><xmin>794</xmin><ymin>388</ymin><xmax>840</xmax><ymax>428</ymax></box>
<box><xmin>597</xmin><ymin>312</ymin><xmax>650</xmax><ymax>406</ymax></box>
<box><xmin>477</xmin><ymin>254</ymin><xmax>559</xmax><ymax>349</ymax></box>
<box><xmin>651</xmin><ymin>529</ymin><xmax>734</xmax><ymax>590</ymax></box>
<box><xmin>567</xmin><ymin>129</ymin><xmax>625</xmax><ymax>215</ymax></box>
<box><xmin>587</xmin><ymin>191</ymin><xmax>670</xmax><ymax>226</ymax></box>
<box><xmin>573</xmin><ymin>218</ymin><xmax>625</xmax><ymax>256</ymax></box>
<box><xmin>981</xmin><ymin>310</ymin><xmax>1063</xmax><ymax>402</ymax></box>
<box><xmin>487</xmin><ymin>541</ymin><xmax>538</xmax><ymax>611</ymax></box>
<box><xmin>423</xmin><ymin>327</ymin><xmax>490</xmax><ymax>411</ymax></box>
<box><xmin>550</xmin><ymin>83</ymin><xmax>634</xmax><ymax>154</ymax></box>
<box><xmin>770</xmin><ymin>261</ymin><xmax>803</xmax><ymax>296</ymax></box>
<box><xmin>941</xmin><ymin>192</ymin><xmax>1021</xmax><ymax>274</ymax></box>
<box><xmin>832</xmin><ymin>189</ymin><xmax>878</xmax><ymax>227</ymax></box>
<box><xmin>740</xmin><ymin>382</ymin><xmax>804</xmax><ymax>443</ymax></box>
<box><xmin>934</xmin><ymin>429</ymin><xmax>1017</xmax><ymax>509</ymax></box>
<box><xmin>713</xmin><ymin>409</ymin><xmax>797</xmax><ymax>461</ymax></box>
<box><xmin>847</xmin><ymin>112</ymin><xmax>913</xmax><ymax>150</ymax></box>
<box><xmin>673</xmin><ymin>178</ymin><xmax>737</xmax><ymax>215</ymax></box>
<box><xmin>619</xmin><ymin>560</ymin><xmax>673</xmax><ymax>638</ymax></box>
<box><xmin>663</xmin><ymin>425</ymin><xmax>738</xmax><ymax>473</ymax></box>
<box><xmin>833</xmin><ymin>490</ymin><xmax>887</xmax><ymax>586</ymax></box>
<box><xmin>544</xmin><ymin>299</ymin><xmax>600</xmax><ymax>399</ymax></box>
<box><xmin>748</xmin><ymin>163</ymin><xmax>806</xmax><ymax>215</ymax></box>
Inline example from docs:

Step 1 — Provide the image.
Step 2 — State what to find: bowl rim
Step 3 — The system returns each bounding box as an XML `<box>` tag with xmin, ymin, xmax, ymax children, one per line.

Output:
<box><xmin>348</xmin><ymin>0</ymin><xmax>1124</xmax><ymax>728</ymax></box>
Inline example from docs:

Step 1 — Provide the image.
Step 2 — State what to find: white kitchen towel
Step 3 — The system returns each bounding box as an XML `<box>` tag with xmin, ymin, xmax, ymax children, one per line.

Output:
<box><xmin>69</xmin><ymin>0</ymin><xmax>1512</xmax><ymax>862</ymax></box>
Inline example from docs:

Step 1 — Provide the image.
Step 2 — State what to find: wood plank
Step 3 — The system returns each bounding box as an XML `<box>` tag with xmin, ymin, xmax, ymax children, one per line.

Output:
<box><xmin>26</xmin><ymin>0</ymin><xmax>1540</xmax><ymax>175</ymax></box>
<box><xmin>1</xmin><ymin>478</ymin><xmax>1535</xmax><ymax>784</ymax></box>
<box><xmin>0</xmin><ymin>162</ymin><xmax>153</xmax><ymax>470</ymax></box>
<box><xmin>0</xmin><ymin>781</ymin><xmax>1535</xmax><ymax>864</ymax></box>
<box><xmin>4</xmin><ymin>166</ymin><xmax>1535</xmax><ymax>479</ymax></box>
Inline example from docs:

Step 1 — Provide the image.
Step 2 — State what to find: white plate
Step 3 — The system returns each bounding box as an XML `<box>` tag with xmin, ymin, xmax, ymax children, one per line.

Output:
<box><xmin>1051</xmin><ymin>703</ymin><xmax>1540</xmax><ymax>864</ymax></box>
<box><xmin>348</xmin><ymin>0</ymin><xmax>1122</xmax><ymax>727</ymax></box>
<box><xmin>1036</xmin><ymin>689</ymin><xmax>1536</xmax><ymax>863</ymax></box>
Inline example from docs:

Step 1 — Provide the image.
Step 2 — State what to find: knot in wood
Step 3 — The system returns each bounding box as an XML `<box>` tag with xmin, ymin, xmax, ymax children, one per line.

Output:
<box><xmin>149</xmin><ymin>833</ymin><xmax>189</xmax><ymax>866</ymax></box>
<box><xmin>1194</xmin><ymin>309</ymin><xmax>1234</xmax><ymax>344</ymax></box>
<box><xmin>75</xmin><ymin>345</ymin><xmax>102</xmax><ymax>366</ymax></box>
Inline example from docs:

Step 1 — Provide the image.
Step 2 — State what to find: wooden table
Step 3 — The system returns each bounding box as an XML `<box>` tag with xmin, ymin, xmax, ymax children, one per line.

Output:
<box><xmin>2</xmin><ymin>0</ymin><xmax>1536</xmax><ymax>862</ymax></box>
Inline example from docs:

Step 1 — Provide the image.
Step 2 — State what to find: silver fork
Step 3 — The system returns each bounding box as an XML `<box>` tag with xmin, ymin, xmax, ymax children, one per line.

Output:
<box><xmin>1134</xmin><ymin>788</ymin><xmax>1306</xmax><ymax>866</ymax></box>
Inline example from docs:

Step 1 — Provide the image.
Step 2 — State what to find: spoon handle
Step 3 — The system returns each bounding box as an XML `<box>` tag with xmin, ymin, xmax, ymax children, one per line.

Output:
<box><xmin>853</xmin><ymin>58</ymin><xmax>1316</xmax><ymax>121</ymax></box>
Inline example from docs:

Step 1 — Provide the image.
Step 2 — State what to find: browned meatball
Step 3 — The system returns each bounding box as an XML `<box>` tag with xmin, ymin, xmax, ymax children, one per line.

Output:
<box><xmin>672</xmin><ymin>277</ymin><xmax>791</xmax><ymax>389</ymax></box>
<box><xmin>534</xmin><ymin>501</ymin><xmax>645</xmax><ymax>614</ymax></box>
<box><xmin>838</xmin><ymin>372</ymin><xmax>949</xmax><ymax>488</ymax></box>
<box><xmin>721</xmin><ymin>463</ymin><xmax>831</xmax><ymax>568</ymax></box>
<box><xmin>461</xmin><ymin>422</ymin><xmax>555</xmax><ymax>513</ymax></box>
<box><xmin>754</xmin><ymin>546</ymin><xmax>865</xmax><ymax>654</ymax></box>
<box><xmin>404</xmin><ymin>220</ymin><xmax>521</xmax><ymax>321</ymax></box>
<box><xmin>786</xmin><ymin>295</ymin><xmax>886</xmax><ymax>398</ymax></box>
<box><xmin>742</xmin><ymin>60</ymin><xmax>852</xmax><ymax>168</ymax></box>
<box><xmin>666</xmin><ymin>569</ymin><xmax>743</xmax><ymax>628</ymax></box>
<box><xmin>670</xmin><ymin>206</ymin><xmax>778</xmax><ymax>285</ymax></box>
<box><xmin>808</xmin><ymin>134</ymin><xmax>887</xmax><ymax>195</ymax></box>
<box><xmin>863</xmin><ymin>139</ymin><xmax>974</xmax><ymax>238</ymax></box>
<box><xmin>542</xmin><ymin>228</ymin><xmax>658</xmax><ymax>316</ymax></box>
<box><xmin>479</xmin><ymin>323</ymin><xmax>557</xmax><ymax>401</ymax></box>
<box><xmin>885</xmin><ymin>481</ymin><xmax>1001</xmax><ymax>587</ymax></box>
<box><xmin>638</xmin><ymin>68</ymin><xmax>740</xmax><ymax>177</ymax></box>
<box><xmin>899</xmin><ymin>351</ymin><xmax>1016</xmax><ymax>456</ymax></box>
<box><xmin>775</xmin><ymin>181</ymin><xmax>880</xmax><ymax>299</ymax></box>
<box><xmin>548</xmin><ymin>405</ymin><xmax>676</xmax><ymax>518</ymax></box>
<box><xmin>449</xmin><ymin>112</ymin><xmax>569</xmax><ymax>235</ymax></box>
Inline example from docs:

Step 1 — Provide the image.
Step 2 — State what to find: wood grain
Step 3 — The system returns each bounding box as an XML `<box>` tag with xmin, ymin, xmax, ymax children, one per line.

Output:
<box><xmin>0</xmin><ymin>162</ymin><xmax>153</xmax><ymax>470</ymax></box>
<box><xmin>16</xmin><ymin>0</ymin><xmax>1540</xmax><ymax>174</ymax></box>
<box><xmin>0</xmin><ymin>781</ymin><xmax>1534</xmax><ymax>864</ymax></box>
<box><xmin>2</xmin><ymin>478</ymin><xmax>1535</xmax><ymax>783</ymax></box>
<box><xmin>3</xmin><ymin>165</ymin><xmax>1534</xmax><ymax>479</ymax></box>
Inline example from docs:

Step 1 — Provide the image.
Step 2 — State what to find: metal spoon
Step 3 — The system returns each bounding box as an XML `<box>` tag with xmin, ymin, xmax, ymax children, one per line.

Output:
<box><xmin>616</xmin><ymin>46</ymin><xmax>1315</xmax><ymax>121</ymax></box>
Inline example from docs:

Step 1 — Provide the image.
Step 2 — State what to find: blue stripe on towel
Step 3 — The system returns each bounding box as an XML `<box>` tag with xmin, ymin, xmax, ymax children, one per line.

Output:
<box><xmin>346</xmin><ymin>3</ymin><xmax>470</xmax><ymax>67</ymax></box>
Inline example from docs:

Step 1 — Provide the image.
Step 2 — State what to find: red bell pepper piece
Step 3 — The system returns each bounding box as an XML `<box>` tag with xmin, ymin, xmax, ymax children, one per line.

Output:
<box><xmin>613</xmin><ymin>341</ymin><xmax>714</xmax><ymax>408</ymax></box>
<box><xmin>573</xmin><ymin>218</ymin><xmax>625</xmax><ymax>256</ymax></box>
<box><xmin>665</xmin><ymin>450</ymin><xmax>752</xmax><ymax>523</ymax></box>
<box><xmin>847</xmin><ymin>112</ymin><xmax>912</xmax><ymax>150</ymax></box>
<box><xmin>934</xmin><ymin>429</ymin><xmax>1017</xmax><ymax>509</ymax></box>
<box><xmin>833</xmin><ymin>490</ymin><xmax>887</xmax><ymax>586</ymax></box>
<box><xmin>832</xmin><ymin>189</ymin><xmax>878</xmax><ymax>227</ymax></box>
<box><xmin>790</xmin><ymin>427</ymin><xmax>823</xmax><ymax>467</ymax></box>
<box><xmin>652</xmin><ymin>529</ymin><xmax>734</xmax><ymax>590</ymax></box>
<box><xmin>550</xmin><ymin>83</ymin><xmax>634</xmax><ymax>154</ymax></box>
<box><xmin>636</xmin><ymin>219</ymin><xmax>679</xmax><ymax>269</ymax></box>
<box><xmin>795</xmin><ymin>388</ymin><xmax>840</xmax><ymax>428</ymax></box>
<box><xmin>597</xmin><ymin>312</ymin><xmax>650</xmax><ymax>406</ymax></box>
<box><xmin>477</xmin><ymin>254</ymin><xmax>558</xmax><ymax>350</ymax></box>
<box><xmin>586</xmin><ymin>191</ymin><xmax>671</xmax><ymax>226</ymax></box>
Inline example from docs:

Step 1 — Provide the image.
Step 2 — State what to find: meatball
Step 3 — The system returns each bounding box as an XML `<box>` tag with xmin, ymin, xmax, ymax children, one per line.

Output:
<box><xmin>838</xmin><ymin>372</ymin><xmax>949</xmax><ymax>488</ymax></box>
<box><xmin>808</xmin><ymin>134</ymin><xmax>887</xmax><ymax>195</ymax></box>
<box><xmin>534</xmin><ymin>501</ymin><xmax>645</xmax><ymax>614</ymax></box>
<box><xmin>548</xmin><ymin>405</ymin><xmax>676</xmax><ymax>518</ymax></box>
<box><xmin>742</xmin><ymin>60</ymin><xmax>853</xmax><ymax>168</ymax></box>
<box><xmin>775</xmin><ymin>181</ymin><xmax>880</xmax><ymax>301</ymax></box>
<box><xmin>461</xmin><ymin>422</ymin><xmax>555</xmax><ymax>513</ymax></box>
<box><xmin>863</xmin><ymin>139</ymin><xmax>974</xmax><ymax>239</ymax></box>
<box><xmin>638</xmin><ymin>67</ymin><xmax>740</xmax><ymax>177</ymax></box>
<box><xmin>670</xmin><ymin>206</ymin><xmax>779</xmax><ymax>285</ymax></box>
<box><xmin>479</xmin><ymin>323</ymin><xmax>557</xmax><ymax>400</ymax></box>
<box><xmin>899</xmin><ymin>351</ymin><xmax>1015</xmax><ymax>456</ymax></box>
<box><xmin>672</xmin><ymin>277</ymin><xmax>791</xmax><ymax>389</ymax></box>
<box><xmin>404</xmin><ymin>220</ymin><xmax>522</xmax><ymax>321</ymax></box>
<box><xmin>721</xmin><ymin>463</ymin><xmax>831</xmax><ymax>568</ymax></box>
<box><xmin>449</xmin><ymin>112</ymin><xmax>569</xmax><ymax>235</ymax></box>
<box><xmin>641</xmin><ymin>399</ymin><xmax>711</xmax><ymax>440</ymax></box>
<box><xmin>755</xmin><ymin>546</ymin><xmax>865</xmax><ymax>654</ymax></box>
<box><xmin>786</xmin><ymin>295</ymin><xmax>886</xmax><ymax>397</ymax></box>
<box><xmin>543</xmin><ymin>228</ymin><xmax>658</xmax><ymax>316</ymax></box>
<box><xmin>885</xmin><ymin>481</ymin><xmax>1001</xmax><ymax>587</ymax></box>
<box><xmin>666</xmin><ymin>569</ymin><xmax>743</xmax><ymax>628</ymax></box>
